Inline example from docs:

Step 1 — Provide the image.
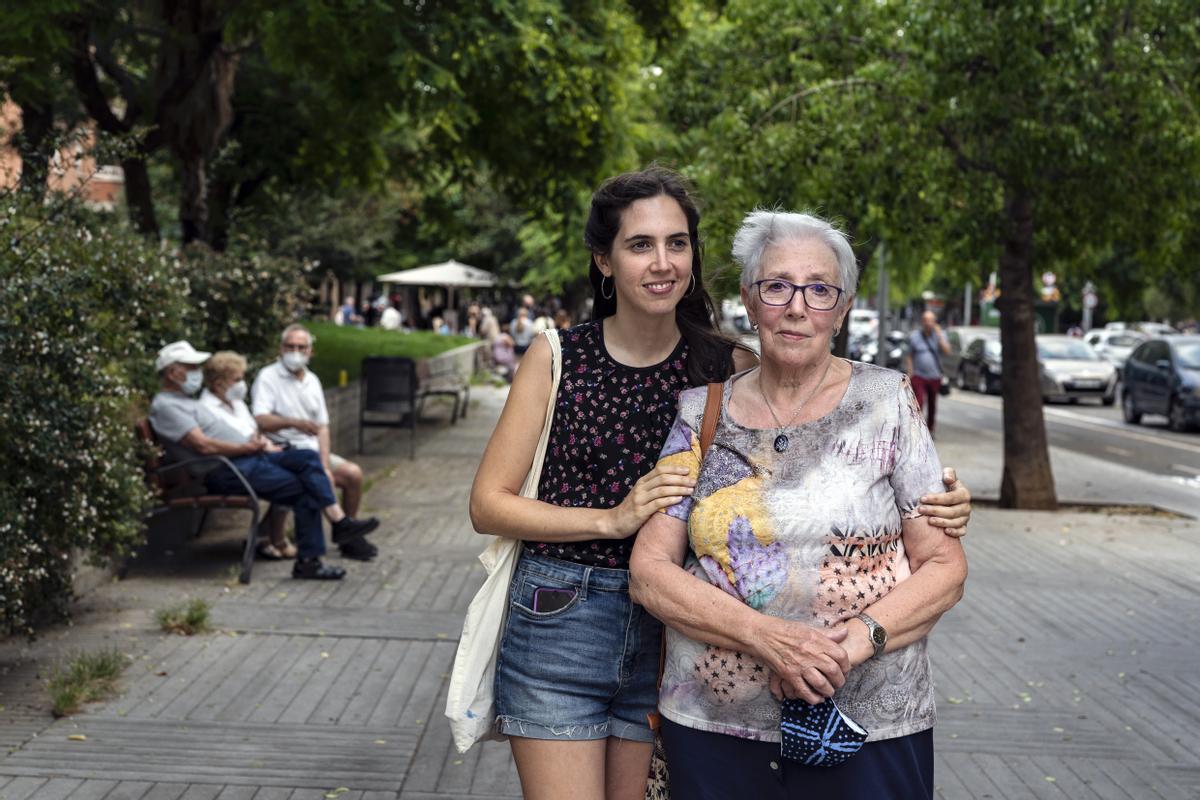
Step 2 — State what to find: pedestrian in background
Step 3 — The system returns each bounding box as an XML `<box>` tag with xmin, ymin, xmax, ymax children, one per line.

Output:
<box><xmin>904</xmin><ymin>311</ymin><xmax>950</xmax><ymax>435</ymax></box>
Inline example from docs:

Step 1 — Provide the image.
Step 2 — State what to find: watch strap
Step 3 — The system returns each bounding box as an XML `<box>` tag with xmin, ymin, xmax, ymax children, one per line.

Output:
<box><xmin>856</xmin><ymin>612</ymin><xmax>887</xmax><ymax>658</ymax></box>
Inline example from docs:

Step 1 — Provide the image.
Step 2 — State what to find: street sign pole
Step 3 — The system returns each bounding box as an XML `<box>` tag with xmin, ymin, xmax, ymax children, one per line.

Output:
<box><xmin>876</xmin><ymin>242</ymin><xmax>889</xmax><ymax>363</ymax></box>
<box><xmin>1082</xmin><ymin>281</ymin><xmax>1097</xmax><ymax>331</ymax></box>
<box><xmin>964</xmin><ymin>283</ymin><xmax>972</xmax><ymax>327</ymax></box>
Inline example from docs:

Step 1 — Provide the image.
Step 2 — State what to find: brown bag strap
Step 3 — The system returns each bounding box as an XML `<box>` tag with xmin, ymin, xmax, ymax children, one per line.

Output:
<box><xmin>651</xmin><ymin>381</ymin><xmax>725</xmax><ymax>721</ymax></box>
<box><xmin>700</xmin><ymin>381</ymin><xmax>722</xmax><ymax>458</ymax></box>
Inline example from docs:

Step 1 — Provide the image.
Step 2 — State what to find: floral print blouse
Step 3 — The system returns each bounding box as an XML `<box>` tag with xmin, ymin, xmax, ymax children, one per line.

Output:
<box><xmin>529</xmin><ymin>321</ymin><xmax>690</xmax><ymax>568</ymax></box>
<box><xmin>655</xmin><ymin>362</ymin><xmax>945</xmax><ymax>742</ymax></box>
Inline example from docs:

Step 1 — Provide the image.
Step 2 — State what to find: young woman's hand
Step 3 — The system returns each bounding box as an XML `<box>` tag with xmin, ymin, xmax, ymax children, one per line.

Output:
<box><xmin>918</xmin><ymin>467</ymin><xmax>972</xmax><ymax>537</ymax></box>
<box><xmin>608</xmin><ymin>465</ymin><xmax>695</xmax><ymax>538</ymax></box>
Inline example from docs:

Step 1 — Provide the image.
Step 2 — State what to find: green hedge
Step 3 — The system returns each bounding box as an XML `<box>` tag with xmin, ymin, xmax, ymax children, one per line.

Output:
<box><xmin>0</xmin><ymin>191</ymin><xmax>308</xmax><ymax>635</ymax></box>
<box><xmin>306</xmin><ymin>321</ymin><xmax>475</xmax><ymax>386</ymax></box>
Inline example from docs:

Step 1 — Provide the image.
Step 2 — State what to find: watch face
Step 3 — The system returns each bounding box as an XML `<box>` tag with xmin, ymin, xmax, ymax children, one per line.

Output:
<box><xmin>872</xmin><ymin>627</ymin><xmax>887</xmax><ymax>645</ymax></box>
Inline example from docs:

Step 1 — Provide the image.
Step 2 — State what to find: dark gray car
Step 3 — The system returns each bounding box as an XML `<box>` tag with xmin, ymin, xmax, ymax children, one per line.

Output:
<box><xmin>945</xmin><ymin>327</ymin><xmax>999</xmax><ymax>388</ymax></box>
<box><xmin>1122</xmin><ymin>336</ymin><xmax>1200</xmax><ymax>431</ymax></box>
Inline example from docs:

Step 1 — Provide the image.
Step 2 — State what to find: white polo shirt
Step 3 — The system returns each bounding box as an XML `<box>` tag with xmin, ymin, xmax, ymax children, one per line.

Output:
<box><xmin>251</xmin><ymin>360</ymin><xmax>329</xmax><ymax>450</ymax></box>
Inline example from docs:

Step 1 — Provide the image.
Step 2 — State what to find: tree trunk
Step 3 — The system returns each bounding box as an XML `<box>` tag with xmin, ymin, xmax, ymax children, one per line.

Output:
<box><xmin>997</xmin><ymin>190</ymin><xmax>1057</xmax><ymax>509</ymax></box>
<box><xmin>121</xmin><ymin>157</ymin><xmax>160</xmax><ymax>237</ymax></box>
<box><xmin>206</xmin><ymin>173</ymin><xmax>234</xmax><ymax>252</ymax></box>
<box><xmin>14</xmin><ymin>98</ymin><xmax>54</xmax><ymax>200</ymax></box>
<box><xmin>836</xmin><ymin>237</ymin><xmax>878</xmax><ymax>359</ymax></box>
<box><xmin>179</xmin><ymin>157</ymin><xmax>208</xmax><ymax>244</ymax></box>
<box><xmin>156</xmin><ymin>0</ymin><xmax>238</xmax><ymax>246</ymax></box>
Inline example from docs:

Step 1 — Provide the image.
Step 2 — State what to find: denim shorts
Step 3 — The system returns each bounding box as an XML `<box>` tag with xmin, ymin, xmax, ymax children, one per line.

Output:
<box><xmin>494</xmin><ymin>550</ymin><xmax>662</xmax><ymax>742</ymax></box>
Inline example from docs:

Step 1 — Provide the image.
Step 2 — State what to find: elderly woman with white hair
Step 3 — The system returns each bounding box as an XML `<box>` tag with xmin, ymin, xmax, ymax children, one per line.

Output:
<box><xmin>629</xmin><ymin>211</ymin><xmax>968</xmax><ymax>798</ymax></box>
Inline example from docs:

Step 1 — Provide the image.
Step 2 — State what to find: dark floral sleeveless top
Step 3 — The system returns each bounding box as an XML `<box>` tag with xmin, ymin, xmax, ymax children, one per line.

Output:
<box><xmin>529</xmin><ymin>320</ymin><xmax>690</xmax><ymax>568</ymax></box>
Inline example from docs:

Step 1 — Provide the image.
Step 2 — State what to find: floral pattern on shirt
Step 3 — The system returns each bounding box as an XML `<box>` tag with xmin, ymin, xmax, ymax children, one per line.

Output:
<box><xmin>655</xmin><ymin>363</ymin><xmax>946</xmax><ymax>743</ymax></box>
<box><xmin>529</xmin><ymin>321</ymin><xmax>690</xmax><ymax>569</ymax></box>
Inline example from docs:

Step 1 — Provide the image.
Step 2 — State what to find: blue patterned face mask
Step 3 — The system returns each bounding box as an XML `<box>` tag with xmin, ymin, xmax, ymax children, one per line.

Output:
<box><xmin>780</xmin><ymin>698</ymin><xmax>869</xmax><ymax>767</ymax></box>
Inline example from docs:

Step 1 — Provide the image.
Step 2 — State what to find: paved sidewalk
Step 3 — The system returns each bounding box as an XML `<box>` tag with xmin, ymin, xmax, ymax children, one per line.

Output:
<box><xmin>1</xmin><ymin>386</ymin><xmax>1198</xmax><ymax>800</ymax></box>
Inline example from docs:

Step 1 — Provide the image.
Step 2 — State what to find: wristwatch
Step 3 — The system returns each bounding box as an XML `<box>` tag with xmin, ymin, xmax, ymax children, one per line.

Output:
<box><xmin>856</xmin><ymin>612</ymin><xmax>888</xmax><ymax>658</ymax></box>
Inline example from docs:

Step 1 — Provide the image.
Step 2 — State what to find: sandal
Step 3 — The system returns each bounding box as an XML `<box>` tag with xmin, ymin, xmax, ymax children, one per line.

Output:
<box><xmin>277</xmin><ymin>540</ymin><xmax>298</xmax><ymax>559</ymax></box>
<box><xmin>256</xmin><ymin>542</ymin><xmax>286</xmax><ymax>560</ymax></box>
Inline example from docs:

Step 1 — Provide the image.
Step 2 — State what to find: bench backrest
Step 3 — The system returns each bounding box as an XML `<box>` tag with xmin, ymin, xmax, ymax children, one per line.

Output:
<box><xmin>361</xmin><ymin>356</ymin><xmax>417</xmax><ymax>413</ymax></box>
<box><xmin>134</xmin><ymin>418</ymin><xmax>165</xmax><ymax>492</ymax></box>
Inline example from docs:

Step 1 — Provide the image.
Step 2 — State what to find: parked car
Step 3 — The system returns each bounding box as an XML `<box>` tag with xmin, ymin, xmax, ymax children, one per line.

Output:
<box><xmin>1121</xmin><ymin>336</ymin><xmax>1200</xmax><ymax>431</ymax></box>
<box><xmin>945</xmin><ymin>326</ymin><xmax>999</xmax><ymax>387</ymax></box>
<box><xmin>848</xmin><ymin>308</ymin><xmax>879</xmax><ymax>340</ymax></box>
<box><xmin>1036</xmin><ymin>335</ymin><xmax>1117</xmax><ymax>404</ymax></box>
<box><xmin>961</xmin><ymin>335</ymin><xmax>1117</xmax><ymax>403</ymax></box>
<box><xmin>958</xmin><ymin>335</ymin><xmax>1003</xmax><ymax>394</ymax></box>
<box><xmin>1133</xmin><ymin>322</ymin><xmax>1178</xmax><ymax>338</ymax></box>
<box><xmin>1083</xmin><ymin>329</ymin><xmax>1147</xmax><ymax>369</ymax></box>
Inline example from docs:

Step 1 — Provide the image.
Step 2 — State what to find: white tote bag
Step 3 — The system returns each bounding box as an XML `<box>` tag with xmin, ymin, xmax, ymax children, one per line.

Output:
<box><xmin>445</xmin><ymin>329</ymin><xmax>562</xmax><ymax>753</ymax></box>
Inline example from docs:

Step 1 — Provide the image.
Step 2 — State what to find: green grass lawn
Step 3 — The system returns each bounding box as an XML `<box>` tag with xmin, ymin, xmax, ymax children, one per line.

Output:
<box><xmin>307</xmin><ymin>321</ymin><xmax>475</xmax><ymax>386</ymax></box>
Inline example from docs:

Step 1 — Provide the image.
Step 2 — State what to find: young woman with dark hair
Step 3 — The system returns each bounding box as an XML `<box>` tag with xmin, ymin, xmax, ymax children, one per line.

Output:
<box><xmin>468</xmin><ymin>166</ymin><xmax>971</xmax><ymax>800</ymax></box>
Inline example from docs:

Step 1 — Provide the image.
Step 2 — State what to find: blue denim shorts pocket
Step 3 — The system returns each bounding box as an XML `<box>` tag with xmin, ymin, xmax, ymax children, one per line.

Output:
<box><xmin>494</xmin><ymin>551</ymin><xmax>659</xmax><ymax>743</ymax></box>
<box><xmin>508</xmin><ymin>567</ymin><xmax>583</xmax><ymax>619</ymax></box>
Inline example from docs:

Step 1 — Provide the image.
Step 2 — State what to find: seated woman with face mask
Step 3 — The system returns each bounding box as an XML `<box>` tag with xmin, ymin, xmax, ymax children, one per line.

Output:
<box><xmin>200</xmin><ymin>351</ymin><xmax>295</xmax><ymax>560</ymax></box>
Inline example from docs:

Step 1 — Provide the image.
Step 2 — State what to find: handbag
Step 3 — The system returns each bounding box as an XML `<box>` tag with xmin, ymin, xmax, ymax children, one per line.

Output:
<box><xmin>922</xmin><ymin>331</ymin><xmax>952</xmax><ymax>396</ymax></box>
<box><xmin>645</xmin><ymin>381</ymin><xmax>724</xmax><ymax>800</ymax></box>
<box><xmin>445</xmin><ymin>329</ymin><xmax>562</xmax><ymax>754</ymax></box>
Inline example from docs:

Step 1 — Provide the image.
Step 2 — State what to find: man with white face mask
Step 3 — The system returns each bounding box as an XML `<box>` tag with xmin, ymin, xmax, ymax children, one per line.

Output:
<box><xmin>149</xmin><ymin>341</ymin><xmax>378</xmax><ymax>580</ymax></box>
<box><xmin>252</xmin><ymin>324</ymin><xmax>375</xmax><ymax>561</ymax></box>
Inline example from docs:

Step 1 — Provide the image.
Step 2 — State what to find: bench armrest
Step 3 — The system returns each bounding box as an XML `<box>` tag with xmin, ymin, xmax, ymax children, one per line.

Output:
<box><xmin>155</xmin><ymin>456</ymin><xmax>259</xmax><ymax>503</ymax></box>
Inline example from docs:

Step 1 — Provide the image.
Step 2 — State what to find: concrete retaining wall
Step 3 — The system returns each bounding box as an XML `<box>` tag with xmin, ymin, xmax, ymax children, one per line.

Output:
<box><xmin>325</xmin><ymin>340</ymin><xmax>483</xmax><ymax>453</ymax></box>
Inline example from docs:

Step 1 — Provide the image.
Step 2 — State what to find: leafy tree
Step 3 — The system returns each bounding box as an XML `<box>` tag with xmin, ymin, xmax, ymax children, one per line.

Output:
<box><xmin>902</xmin><ymin>0</ymin><xmax>1200</xmax><ymax>508</ymax></box>
<box><xmin>659</xmin><ymin>0</ymin><xmax>1200</xmax><ymax>508</ymax></box>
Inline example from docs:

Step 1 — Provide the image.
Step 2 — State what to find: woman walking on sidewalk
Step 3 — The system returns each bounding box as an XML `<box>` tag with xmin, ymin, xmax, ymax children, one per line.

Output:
<box><xmin>468</xmin><ymin>167</ymin><xmax>972</xmax><ymax>800</ymax></box>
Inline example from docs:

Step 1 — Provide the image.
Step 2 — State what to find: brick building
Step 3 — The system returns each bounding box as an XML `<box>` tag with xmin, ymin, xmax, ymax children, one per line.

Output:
<box><xmin>1</xmin><ymin>97</ymin><xmax>124</xmax><ymax>209</ymax></box>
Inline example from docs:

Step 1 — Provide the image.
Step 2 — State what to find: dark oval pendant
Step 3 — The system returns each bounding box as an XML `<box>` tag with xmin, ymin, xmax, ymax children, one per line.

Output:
<box><xmin>773</xmin><ymin>434</ymin><xmax>789</xmax><ymax>453</ymax></box>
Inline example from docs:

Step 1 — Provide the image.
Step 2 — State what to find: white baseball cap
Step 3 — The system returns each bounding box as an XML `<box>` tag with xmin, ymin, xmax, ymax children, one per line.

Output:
<box><xmin>155</xmin><ymin>340</ymin><xmax>211</xmax><ymax>372</ymax></box>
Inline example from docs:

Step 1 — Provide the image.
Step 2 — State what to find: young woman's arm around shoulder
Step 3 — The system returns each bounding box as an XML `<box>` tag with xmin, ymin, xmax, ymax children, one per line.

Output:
<box><xmin>468</xmin><ymin>333</ymin><xmax>695</xmax><ymax>543</ymax></box>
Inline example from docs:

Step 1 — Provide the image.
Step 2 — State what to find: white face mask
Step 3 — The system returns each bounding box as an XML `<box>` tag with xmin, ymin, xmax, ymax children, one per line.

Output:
<box><xmin>282</xmin><ymin>351</ymin><xmax>309</xmax><ymax>372</ymax></box>
<box><xmin>226</xmin><ymin>379</ymin><xmax>248</xmax><ymax>403</ymax></box>
<box><xmin>181</xmin><ymin>369</ymin><xmax>203</xmax><ymax>396</ymax></box>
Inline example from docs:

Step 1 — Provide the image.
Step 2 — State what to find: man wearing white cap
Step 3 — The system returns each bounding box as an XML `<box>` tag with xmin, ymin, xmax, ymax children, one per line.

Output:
<box><xmin>149</xmin><ymin>340</ymin><xmax>378</xmax><ymax>580</ymax></box>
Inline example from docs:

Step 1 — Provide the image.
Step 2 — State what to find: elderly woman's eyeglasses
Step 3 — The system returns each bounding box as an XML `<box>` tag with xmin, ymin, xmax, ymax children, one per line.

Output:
<box><xmin>753</xmin><ymin>279</ymin><xmax>844</xmax><ymax>310</ymax></box>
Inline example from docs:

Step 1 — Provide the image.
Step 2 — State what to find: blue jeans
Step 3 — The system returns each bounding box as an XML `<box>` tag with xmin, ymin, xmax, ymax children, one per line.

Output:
<box><xmin>494</xmin><ymin>551</ymin><xmax>662</xmax><ymax>742</ymax></box>
<box><xmin>205</xmin><ymin>449</ymin><xmax>336</xmax><ymax>559</ymax></box>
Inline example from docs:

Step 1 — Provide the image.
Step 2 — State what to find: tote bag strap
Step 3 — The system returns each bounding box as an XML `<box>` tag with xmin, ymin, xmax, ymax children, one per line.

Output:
<box><xmin>519</xmin><ymin>329</ymin><xmax>562</xmax><ymax>499</ymax></box>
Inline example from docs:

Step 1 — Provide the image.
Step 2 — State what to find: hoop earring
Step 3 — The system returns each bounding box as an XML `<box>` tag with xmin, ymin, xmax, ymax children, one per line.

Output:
<box><xmin>833</xmin><ymin>325</ymin><xmax>841</xmax><ymax>337</ymax></box>
<box><xmin>600</xmin><ymin>275</ymin><xmax>614</xmax><ymax>300</ymax></box>
<box><xmin>685</xmin><ymin>272</ymin><xmax>697</xmax><ymax>296</ymax></box>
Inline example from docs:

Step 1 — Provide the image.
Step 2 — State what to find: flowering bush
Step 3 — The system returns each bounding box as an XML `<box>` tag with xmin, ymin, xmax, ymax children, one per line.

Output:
<box><xmin>0</xmin><ymin>191</ymin><xmax>308</xmax><ymax>635</ymax></box>
<box><xmin>180</xmin><ymin>237</ymin><xmax>313</xmax><ymax>365</ymax></box>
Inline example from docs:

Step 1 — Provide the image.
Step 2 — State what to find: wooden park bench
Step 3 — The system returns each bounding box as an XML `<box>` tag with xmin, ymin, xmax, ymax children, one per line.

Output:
<box><xmin>135</xmin><ymin>418</ymin><xmax>262</xmax><ymax>584</ymax></box>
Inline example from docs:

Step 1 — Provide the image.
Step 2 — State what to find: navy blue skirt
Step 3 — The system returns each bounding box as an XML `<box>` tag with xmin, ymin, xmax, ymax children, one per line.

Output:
<box><xmin>660</xmin><ymin>718</ymin><xmax>933</xmax><ymax>799</ymax></box>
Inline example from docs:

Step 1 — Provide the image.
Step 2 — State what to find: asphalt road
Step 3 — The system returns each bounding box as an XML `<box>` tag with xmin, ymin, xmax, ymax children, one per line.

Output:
<box><xmin>938</xmin><ymin>387</ymin><xmax>1200</xmax><ymax>487</ymax></box>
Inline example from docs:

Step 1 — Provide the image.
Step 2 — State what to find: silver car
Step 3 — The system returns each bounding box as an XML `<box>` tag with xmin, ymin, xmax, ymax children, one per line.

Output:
<box><xmin>1037</xmin><ymin>335</ymin><xmax>1117</xmax><ymax>405</ymax></box>
<box><xmin>1083</xmin><ymin>329</ymin><xmax>1146</xmax><ymax>369</ymax></box>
